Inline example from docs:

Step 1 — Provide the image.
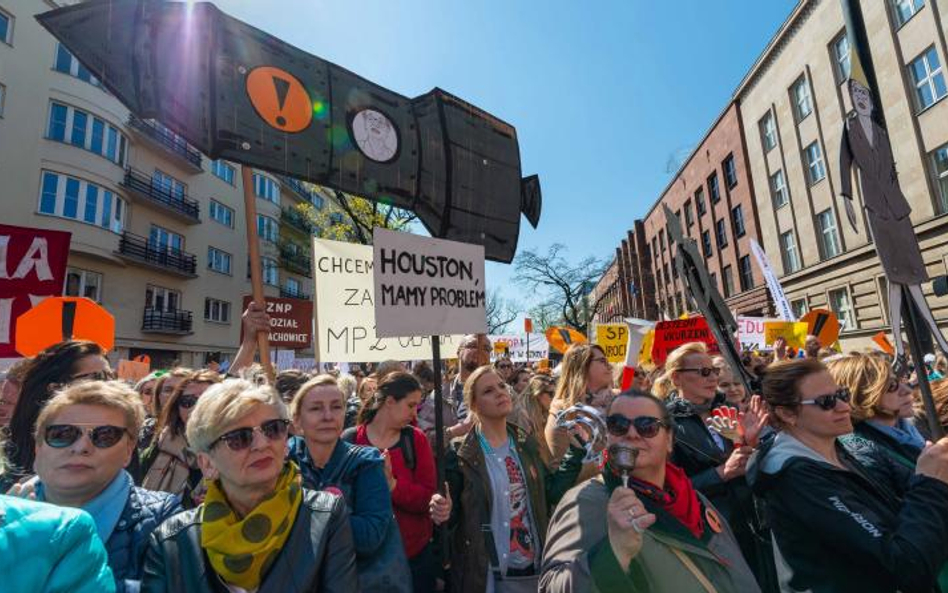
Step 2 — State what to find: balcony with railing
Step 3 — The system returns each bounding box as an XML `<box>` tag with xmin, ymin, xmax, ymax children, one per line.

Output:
<box><xmin>279</xmin><ymin>244</ymin><xmax>312</xmax><ymax>277</ymax></box>
<box><xmin>142</xmin><ymin>307</ymin><xmax>194</xmax><ymax>334</ymax></box>
<box><xmin>281</xmin><ymin>207</ymin><xmax>314</xmax><ymax>235</ymax></box>
<box><xmin>121</xmin><ymin>168</ymin><xmax>201</xmax><ymax>224</ymax></box>
<box><xmin>116</xmin><ymin>232</ymin><xmax>198</xmax><ymax>278</ymax></box>
<box><xmin>127</xmin><ymin>115</ymin><xmax>203</xmax><ymax>171</ymax></box>
<box><xmin>280</xmin><ymin>175</ymin><xmax>324</xmax><ymax>208</ymax></box>
<box><xmin>280</xmin><ymin>285</ymin><xmax>311</xmax><ymax>301</ymax></box>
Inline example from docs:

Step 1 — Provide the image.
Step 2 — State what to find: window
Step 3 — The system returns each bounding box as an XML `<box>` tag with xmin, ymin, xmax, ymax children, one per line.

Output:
<box><xmin>285</xmin><ymin>277</ymin><xmax>301</xmax><ymax>295</ymax></box>
<box><xmin>709</xmin><ymin>272</ymin><xmax>718</xmax><ymax>291</ymax></box>
<box><xmin>805</xmin><ymin>142</ymin><xmax>826</xmax><ymax>184</ymax></box>
<box><xmin>759</xmin><ymin>112</ymin><xmax>777</xmax><ymax>151</ymax></box>
<box><xmin>695</xmin><ymin>188</ymin><xmax>707</xmax><ymax>216</ymax></box>
<box><xmin>210</xmin><ymin>159</ymin><xmax>235</xmax><ymax>185</ymax></box>
<box><xmin>909</xmin><ymin>47</ymin><xmax>946</xmax><ymax>110</ymax></box>
<box><xmin>791</xmin><ymin>299</ymin><xmax>808</xmax><ymax>319</ymax></box>
<box><xmin>0</xmin><ymin>83</ymin><xmax>5</xmax><ymax>117</ymax></box>
<box><xmin>780</xmin><ymin>230</ymin><xmax>802</xmax><ymax>274</ymax></box>
<box><xmin>257</xmin><ymin>214</ymin><xmax>279</xmax><ymax>243</ymax></box>
<box><xmin>663</xmin><ymin>263</ymin><xmax>670</xmax><ymax>284</ymax></box>
<box><xmin>64</xmin><ymin>267</ymin><xmax>102</xmax><ymax>302</ymax></box>
<box><xmin>659</xmin><ymin>229</ymin><xmax>666</xmax><ymax>252</ymax></box>
<box><xmin>792</xmin><ymin>76</ymin><xmax>813</xmax><ymax>120</ymax></box>
<box><xmin>254</xmin><ymin>174</ymin><xmax>279</xmax><ymax>203</ymax></box>
<box><xmin>770</xmin><ymin>170</ymin><xmax>789</xmax><ymax>208</ymax></box>
<box><xmin>722</xmin><ymin>266</ymin><xmax>735</xmax><ymax>298</ymax></box>
<box><xmin>701</xmin><ymin>230</ymin><xmax>712</xmax><ymax>258</ymax></box>
<box><xmin>684</xmin><ymin>201</ymin><xmax>694</xmax><ymax>226</ymax></box>
<box><xmin>149</xmin><ymin>226</ymin><xmax>184</xmax><ymax>253</ymax></box>
<box><xmin>262</xmin><ymin>257</ymin><xmax>279</xmax><ymax>286</ymax></box>
<box><xmin>208</xmin><ymin>247</ymin><xmax>232</xmax><ymax>274</ymax></box>
<box><xmin>731</xmin><ymin>205</ymin><xmax>746</xmax><ymax>238</ymax></box>
<box><xmin>209</xmin><ymin>199</ymin><xmax>234</xmax><ymax>228</ymax></box>
<box><xmin>37</xmin><ymin>171</ymin><xmax>125</xmax><ymax>232</ymax></box>
<box><xmin>892</xmin><ymin>0</ymin><xmax>925</xmax><ymax>27</ymax></box>
<box><xmin>739</xmin><ymin>255</ymin><xmax>754</xmax><ymax>291</ymax></box>
<box><xmin>833</xmin><ymin>34</ymin><xmax>851</xmax><ymax>81</ymax></box>
<box><xmin>708</xmin><ymin>173</ymin><xmax>721</xmax><ymax>203</ymax></box>
<box><xmin>45</xmin><ymin>102</ymin><xmax>126</xmax><ymax>165</ymax></box>
<box><xmin>152</xmin><ymin>170</ymin><xmax>185</xmax><ymax>199</ymax></box>
<box><xmin>0</xmin><ymin>8</ymin><xmax>12</xmax><ymax>45</ymax></box>
<box><xmin>816</xmin><ymin>209</ymin><xmax>842</xmax><ymax>259</ymax></box>
<box><xmin>145</xmin><ymin>285</ymin><xmax>181</xmax><ymax>312</ymax></box>
<box><xmin>652</xmin><ymin>238</ymin><xmax>658</xmax><ymax>263</ymax></box>
<box><xmin>829</xmin><ymin>287</ymin><xmax>857</xmax><ymax>331</ymax></box>
<box><xmin>723</xmin><ymin>155</ymin><xmax>738</xmax><ymax>189</ymax></box>
<box><xmin>715</xmin><ymin>218</ymin><xmax>728</xmax><ymax>248</ymax></box>
<box><xmin>205</xmin><ymin>298</ymin><xmax>231</xmax><ymax>323</ymax></box>
<box><xmin>932</xmin><ymin>142</ymin><xmax>948</xmax><ymax>213</ymax></box>
<box><xmin>53</xmin><ymin>43</ymin><xmax>102</xmax><ymax>87</ymax></box>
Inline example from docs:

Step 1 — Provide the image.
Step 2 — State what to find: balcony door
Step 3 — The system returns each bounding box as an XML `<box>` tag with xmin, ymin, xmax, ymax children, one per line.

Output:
<box><xmin>149</xmin><ymin>225</ymin><xmax>183</xmax><ymax>253</ymax></box>
<box><xmin>146</xmin><ymin>284</ymin><xmax>181</xmax><ymax>312</ymax></box>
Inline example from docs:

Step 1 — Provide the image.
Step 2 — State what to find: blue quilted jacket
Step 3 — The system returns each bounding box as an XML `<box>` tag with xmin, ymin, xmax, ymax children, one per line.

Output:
<box><xmin>107</xmin><ymin>487</ymin><xmax>182</xmax><ymax>593</ymax></box>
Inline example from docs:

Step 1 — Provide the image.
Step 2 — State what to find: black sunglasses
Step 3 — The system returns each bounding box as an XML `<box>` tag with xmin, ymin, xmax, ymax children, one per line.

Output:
<box><xmin>45</xmin><ymin>424</ymin><xmax>130</xmax><ymax>449</ymax></box>
<box><xmin>71</xmin><ymin>370</ymin><xmax>115</xmax><ymax>382</ymax></box>
<box><xmin>211</xmin><ymin>419</ymin><xmax>290</xmax><ymax>451</ymax></box>
<box><xmin>678</xmin><ymin>367</ymin><xmax>721</xmax><ymax>378</ymax></box>
<box><xmin>606</xmin><ymin>414</ymin><xmax>668</xmax><ymax>439</ymax></box>
<box><xmin>178</xmin><ymin>395</ymin><xmax>199</xmax><ymax>409</ymax></box>
<box><xmin>800</xmin><ymin>387</ymin><xmax>851</xmax><ymax>411</ymax></box>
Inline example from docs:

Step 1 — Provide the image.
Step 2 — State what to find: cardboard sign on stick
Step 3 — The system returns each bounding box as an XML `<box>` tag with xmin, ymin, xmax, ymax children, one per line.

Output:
<box><xmin>240</xmin><ymin>296</ymin><xmax>313</xmax><ymax>350</ymax></box>
<box><xmin>764</xmin><ymin>321</ymin><xmax>810</xmax><ymax>349</ymax></box>
<box><xmin>117</xmin><ymin>359</ymin><xmax>151</xmax><ymax>383</ymax></box>
<box><xmin>487</xmin><ymin>334</ymin><xmax>549</xmax><ymax>363</ymax></box>
<box><xmin>595</xmin><ymin>323</ymin><xmax>629</xmax><ymax>363</ymax></box>
<box><xmin>373</xmin><ymin>229</ymin><xmax>487</xmax><ymax>338</ymax></box>
<box><xmin>800</xmin><ymin>309</ymin><xmax>840</xmax><ymax>347</ymax></box>
<box><xmin>651</xmin><ymin>317</ymin><xmax>719</xmax><ymax>366</ymax></box>
<box><xmin>15</xmin><ymin>297</ymin><xmax>114</xmax><ymax>357</ymax></box>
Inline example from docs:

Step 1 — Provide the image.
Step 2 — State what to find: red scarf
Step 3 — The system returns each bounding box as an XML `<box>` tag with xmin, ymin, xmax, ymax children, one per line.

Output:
<box><xmin>630</xmin><ymin>462</ymin><xmax>704</xmax><ymax>539</ymax></box>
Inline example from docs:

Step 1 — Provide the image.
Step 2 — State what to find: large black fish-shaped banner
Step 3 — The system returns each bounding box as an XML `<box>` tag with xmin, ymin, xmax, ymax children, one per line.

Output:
<box><xmin>36</xmin><ymin>0</ymin><xmax>541</xmax><ymax>263</ymax></box>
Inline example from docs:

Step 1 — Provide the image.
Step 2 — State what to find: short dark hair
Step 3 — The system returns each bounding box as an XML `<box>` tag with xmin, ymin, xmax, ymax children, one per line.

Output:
<box><xmin>761</xmin><ymin>358</ymin><xmax>827</xmax><ymax>429</ymax></box>
<box><xmin>412</xmin><ymin>361</ymin><xmax>435</xmax><ymax>385</ymax></box>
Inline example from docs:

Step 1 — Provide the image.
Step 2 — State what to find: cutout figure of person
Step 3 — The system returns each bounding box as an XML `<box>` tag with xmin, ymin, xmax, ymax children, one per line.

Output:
<box><xmin>839</xmin><ymin>79</ymin><xmax>948</xmax><ymax>373</ymax></box>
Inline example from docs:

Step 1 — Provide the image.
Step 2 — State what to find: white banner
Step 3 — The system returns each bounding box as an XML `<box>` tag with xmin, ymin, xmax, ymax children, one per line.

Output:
<box><xmin>488</xmin><ymin>333</ymin><xmax>549</xmax><ymax>362</ymax></box>
<box><xmin>737</xmin><ymin>316</ymin><xmax>774</xmax><ymax>352</ymax></box>
<box><xmin>750</xmin><ymin>239</ymin><xmax>795</xmax><ymax>321</ymax></box>
<box><xmin>312</xmin><ymin>237</ymin><xmax>462</xmax><ymax>362</ymax></box>
<box><xmin>373</xmin><ymin>229</ymin><xmax>487</xmax><ymax>338</ymax></box>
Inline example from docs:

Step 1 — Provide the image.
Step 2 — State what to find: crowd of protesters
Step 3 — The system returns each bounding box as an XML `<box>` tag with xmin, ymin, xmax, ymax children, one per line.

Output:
<box><xmin>3</xmin><ymin>302</ymin><xmax>948</xmax><ymax>592</ymax></box>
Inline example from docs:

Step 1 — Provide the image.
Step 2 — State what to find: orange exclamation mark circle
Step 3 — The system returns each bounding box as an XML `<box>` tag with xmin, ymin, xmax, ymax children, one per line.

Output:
<box><xmin>245</xmin><ymin>66</ymin><xmax>313</xmax><ymax>133</ymax></box>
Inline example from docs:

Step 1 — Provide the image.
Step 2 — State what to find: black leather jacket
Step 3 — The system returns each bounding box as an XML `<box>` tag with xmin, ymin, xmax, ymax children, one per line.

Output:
<box><xmin>140</xmin><ymin>489</ymin><xmax>358</xmax><ymax>593</ymax></box>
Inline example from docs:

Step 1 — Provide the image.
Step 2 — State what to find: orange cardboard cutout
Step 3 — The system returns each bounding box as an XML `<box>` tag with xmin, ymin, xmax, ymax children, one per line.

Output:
<box><xmin>800</xmin><ymin>309</ymin><xmax>840</xmax><ymax>348</ymax></box>
<box><xmin>15</xmin><ymin>297</ymin><xmax>114</xmax><ymax>356</ymax></box>
<box><xmin>245</xmin><ymin>66</ymin><xmax>313</xmax><ymax>133</ymax></box>
<box><xmin>545</xmin><ymin>326</ymin><xmax>587</xmax><ymax>354</ymax></box>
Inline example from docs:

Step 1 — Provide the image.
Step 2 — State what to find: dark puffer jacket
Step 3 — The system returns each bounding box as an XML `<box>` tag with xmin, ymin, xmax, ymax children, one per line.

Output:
<box><xmin>748</xmin><ymin>431</ymin><xmax>948</xmax><ymax>593</ymax></box>
<box><xmin>108</xmin><ymin>486</ymin><xmax>181</xmax><ymax>593</ymax></box>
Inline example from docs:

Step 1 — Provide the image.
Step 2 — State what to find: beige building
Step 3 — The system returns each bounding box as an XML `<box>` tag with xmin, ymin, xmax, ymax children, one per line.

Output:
<box><xmin>0</xmin><ymin>0</ymin><xmax>332</xmax><ymax>367</ymax></box>
<box><xmin>736</xmin><ymin>0</ymin><xmax>948</xmax><ymax>350</ymax></box>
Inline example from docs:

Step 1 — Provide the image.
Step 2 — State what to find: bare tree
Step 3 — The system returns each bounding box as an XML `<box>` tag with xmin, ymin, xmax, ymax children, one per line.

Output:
<box><xmin>486</xmin><ymin>289</ymin><xmax>520</xmax><ymax>333</ymax></box>
<box><xmin>514</xmin><ymin>244</ymin><xmax>609</xmax><ymax>335</ymax></box>
<box><xmin>526</xmin><ymin>299</ymin><xmax>561</xmax><ymax>333</ymax></box>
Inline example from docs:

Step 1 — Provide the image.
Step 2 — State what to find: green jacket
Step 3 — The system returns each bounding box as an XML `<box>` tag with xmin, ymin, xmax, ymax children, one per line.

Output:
<box><xmin>540</xmin><ymin>477</ymin><xmax>760</xmax><ymax>593</ymax></box>
<box><xmin>445</xmin><ymin>423</ymin><xmax>582</xmax><ymax>593</ymax></box>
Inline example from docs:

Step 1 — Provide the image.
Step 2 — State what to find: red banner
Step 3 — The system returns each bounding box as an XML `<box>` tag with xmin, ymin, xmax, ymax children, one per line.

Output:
<box><xmin>0</xmin><ymin>224</ymin><xmax>71</xmax><ymax>358</ymax></box>
<box><xmin>241</xmin><ymin>296</ymin><xmax>313</xmax><ymax>350</ymax></box>
<box><xmin>651</xmin><ymin>317</ymin><xmax>719</xmax><ymax>366</ymax></box>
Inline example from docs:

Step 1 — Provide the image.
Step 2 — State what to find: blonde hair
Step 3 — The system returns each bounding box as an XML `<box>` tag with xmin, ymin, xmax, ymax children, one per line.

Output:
<box><xmin>653</xmin><ymin>342</ymin><xmax>709</xmax><ymax>399</ymax></box>
<box><xmin>463</xmin><ymin>365</ymin><xmax>505</xmax><ymax>423</ymax></box>
<box><xmin>35</xmin><ymin>380</ymin><xmax>146</xmax><ymax>439</ymax></box>
<box><xmin>552</xmin><ymin>344</ymin><xmax>605</xmax><ymax>408</ymax></box>
<box><xmin>186</xmin><ymin>379</ymin><xmax>287</xmax><ymax>453</ymax></box>
<box><xmin>826</xmin><ymin>352</ymin><xmax>892</xmax><ymax>422</ymax></box>
<box><xmin>337</xmin><ymin>374</ymin><xmax>357</xmax><ymax>400</ymax></box>
<box><xmin>290</xmin><ymin>374</ymin><xmax>343</xmax><ymax>421</ymax></box>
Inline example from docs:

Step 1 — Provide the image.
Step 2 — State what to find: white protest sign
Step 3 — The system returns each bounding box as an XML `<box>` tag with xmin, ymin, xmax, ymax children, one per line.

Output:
<box><xmin>750</xmin><ymin>239</ymin><xmax>795</xmax><ymax>321</ymax></box>
<box><xmin>488</xmin><ymin>333</ymin><xmax>549</xmax><ymax>362</ymax></box>
<box><xmin>373</xmin><ymin>229</ymin><xmax>487</xmax><ymax>338</ymax></box>
<box><xmin>312</xmin><ymin>237</ymin><xmax>462</xmax><ymax>362</ymax></box>
<box><xmin>737</xmin><ymin>316</ymin><xmax>777</xmax><ymax>352</ymax></box>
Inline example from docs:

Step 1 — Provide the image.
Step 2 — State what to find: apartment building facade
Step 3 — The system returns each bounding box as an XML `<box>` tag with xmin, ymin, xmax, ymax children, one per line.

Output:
<box><xmin>0</xmin><ymin>0</ymin><xmax>328</xmax><ymax>367</ymax></box>
<box><xmin>737</xmin><ymin>0</ymin><xmax>948</xmax><ymax>350</ymax></box>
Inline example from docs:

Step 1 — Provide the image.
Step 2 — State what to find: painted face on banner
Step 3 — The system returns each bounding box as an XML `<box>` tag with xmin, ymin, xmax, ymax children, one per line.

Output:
<box><xmin>352</xmin><ymin>108</ymin><xmax>398</xmax><ymax>162</ymax></box>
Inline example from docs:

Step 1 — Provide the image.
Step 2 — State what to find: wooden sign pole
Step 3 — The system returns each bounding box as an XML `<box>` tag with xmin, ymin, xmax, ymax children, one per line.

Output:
<box><xmin>241</xmin><ymin>165</ymin><xmax>275</xmax><ymax>383</ymax></box>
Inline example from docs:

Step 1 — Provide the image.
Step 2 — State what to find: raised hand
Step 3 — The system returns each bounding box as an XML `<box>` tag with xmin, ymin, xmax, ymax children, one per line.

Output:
<box><xmin>706</xmin><ymin>406</ymin><xmax>743</xmax><ymax>444</ymax></box>
<box><xmin>740</xmin><ymin>395</ymin><xmax>770</xmax><ymax>448</ymax></box>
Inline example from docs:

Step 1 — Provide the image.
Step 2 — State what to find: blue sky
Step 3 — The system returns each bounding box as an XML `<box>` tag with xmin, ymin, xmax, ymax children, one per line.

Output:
<box><xmin>217</xmin><ymin>0</ymin><xmax>797</xmax><ymax>310</ymax></box>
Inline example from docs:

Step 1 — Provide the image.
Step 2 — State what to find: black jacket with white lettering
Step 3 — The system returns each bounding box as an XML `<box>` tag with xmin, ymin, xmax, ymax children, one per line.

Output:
<box><xmin>747</xmin><ymin>432</ymin><xmax>948</xmax><ymax>593</ymax></box>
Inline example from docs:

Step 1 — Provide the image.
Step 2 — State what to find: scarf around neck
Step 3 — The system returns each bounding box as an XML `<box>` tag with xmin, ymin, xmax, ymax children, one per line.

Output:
<box><xmin>200</xmin><ymin>462</ymin><xmax>303</xmax><ymax>590</ymax></box>
<box><xmin>605</xmin><ymin>460</ymin><xmax>705</xmax><ymax>540</ymax></box>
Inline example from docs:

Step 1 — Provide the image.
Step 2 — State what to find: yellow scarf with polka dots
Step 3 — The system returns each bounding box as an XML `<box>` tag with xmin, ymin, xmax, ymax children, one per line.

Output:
<box><xmin>200</xmin><ymin>462</ymin><xmax>303</xmax><ymax>590</ymax></box>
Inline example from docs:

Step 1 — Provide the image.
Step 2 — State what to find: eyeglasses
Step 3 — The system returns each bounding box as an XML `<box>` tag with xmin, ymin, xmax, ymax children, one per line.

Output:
<box><xmin>178</xmin><ymin>395</ymin><xmax>200</xmax><ymax>409</ymax></box>
<box><xmin>211</xmin><ymin>419</ymin><xmax>290</xmax><ymax>451</ymax></box>
<box><xmin>678</xmin><ymin>367</ymin><xmax>721</xmax><ymax>378</ymax></box>
<box><xmin>606</xmin><ymin>414</ymin><xmax>668</xmax><ymax>438</ymax></box>
<box><xmin>800</xmin><ymin>387</ymin><xmax>851</xmax><ymax>411</ymax></box>
<box><xmin>45</xmin><ymin>424</ymin><xmax>130</xmax><ymax>449</ymax></box>
<box><xmin>71</xmin><ymin>370</ymin><xmax>115</xmax><ymax>382</ymax></box>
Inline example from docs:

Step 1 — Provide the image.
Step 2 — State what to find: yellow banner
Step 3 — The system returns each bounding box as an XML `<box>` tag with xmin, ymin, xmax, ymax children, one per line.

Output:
<box><xmin>764</xmin><ymin>321</ymin><xmax>809</xmax><ymax>349</ymax></box>
<box><xmin>595</xmin><ymin>323</ymin><xmax>629</xmax><ymax>363</ymax></box>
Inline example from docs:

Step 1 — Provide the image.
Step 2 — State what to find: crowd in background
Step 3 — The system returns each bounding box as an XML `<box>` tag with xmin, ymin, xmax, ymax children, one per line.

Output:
<box><xmin>3</xmin><ymin>302</ymin><xmax>948</xmax><ymax>592</ymax></box>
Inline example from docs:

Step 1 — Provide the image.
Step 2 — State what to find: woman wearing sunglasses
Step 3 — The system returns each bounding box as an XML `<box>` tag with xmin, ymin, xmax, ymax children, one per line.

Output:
<box><xmin>287</xmin><ymin>375</ymin><xmax>412</xmax><ymax>592</ymax></box>
<box><xmin>141</xmin><ymin>379</ymin><xmax>358</xmax><ymax>592</ymax></box>
<box><xmin>9</xmin><ymin>380</ymin><xmax>180</xmax><ymax>593</ymax></box>
<box><xmin>828</xmin><ymin>353</ymin><xmax>924</xmax><ymax>469</ymax></box>
<box><xmin>541</xmin><ymin>389</ymin><xmax>760</xmax><ymax>592</ymax></box>
<box><xmin>140</xmin><ymin>369</ymin><xmax>220</xmax><ymax>505</ymax></box>
<box><xmin>748</xmin><ymin>359</ymin><xmax>948</xmax><ymax>593</ymax></box>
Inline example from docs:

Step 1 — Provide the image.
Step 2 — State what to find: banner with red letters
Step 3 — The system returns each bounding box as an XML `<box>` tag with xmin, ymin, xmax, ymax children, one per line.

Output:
<box><xmin>0</xmin><ymin>224</ymin><xmax>71</xmax><ymax>358</ymax></box>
